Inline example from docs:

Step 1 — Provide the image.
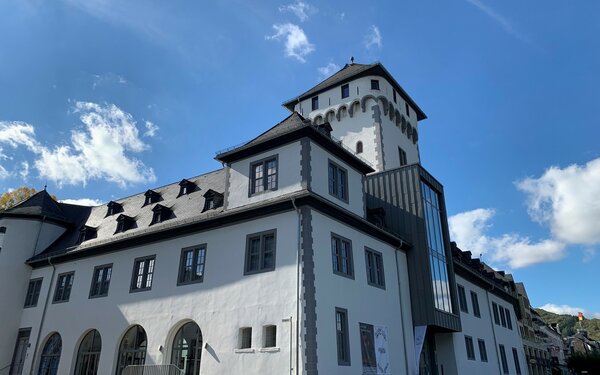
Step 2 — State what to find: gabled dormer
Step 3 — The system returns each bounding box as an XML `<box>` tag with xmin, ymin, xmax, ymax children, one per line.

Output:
<box><xmin>78</xmin><ymin>225</ymin><xmax>97</xmax><ymax>243</ymax></box>
<box><xmin>202</xmin><ymin>190</ymin><xmax>224</xmax><ymax>212</ymax></box>
<box><xmin>178</xmin><ymin>179</ymin><xmax>197</xmax><ymax>197</ymax></box>
<box><xmin>115</xmin><ymin>214</ymin><xmax>136</xmax><ymax>233</ymax></box>
<box><xmin>143</xmin><ymin>189</ymin><xmax>161</xmax><ymax>206</ymax></box>
<box><xmin>150</xmin><ymin>204</ymin><xmax>173</xmax><ymax>225</ymax></box>
<box><xmin>106</xmin><ymin>201</ymin><xmax>123</xmax><ymax>217</ymax></box>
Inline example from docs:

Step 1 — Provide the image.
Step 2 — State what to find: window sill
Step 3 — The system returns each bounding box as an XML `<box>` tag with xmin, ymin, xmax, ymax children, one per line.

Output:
<box><xmin>259</xmin><ymin>347</ymin><xmax>280</xmax><ymax>353</ymax></box>
<box><xmin>234</xmin><ymin>348</ymin><xmax>255</xmax><ymax>354</ymax></box>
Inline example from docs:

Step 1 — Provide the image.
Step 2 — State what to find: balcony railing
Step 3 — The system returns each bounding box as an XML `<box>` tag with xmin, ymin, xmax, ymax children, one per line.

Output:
<box><xmin>122</xmin><ymin>365</ymin><xmax>183</xmax><ymax>375</ymax></box>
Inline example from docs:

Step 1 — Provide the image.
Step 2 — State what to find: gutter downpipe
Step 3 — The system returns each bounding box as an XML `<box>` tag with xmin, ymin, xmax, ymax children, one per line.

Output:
<box><xmin>291</xmin><ymin>198</ymin><xmax>301</xmax><ymax>375</ymax></box>
<box><xmin>485</xmin><ymin>284</ymin><xmax>503</xmax><ymax>375</ymax></box>
<box><xmin>29</xmin><ymin>255</ymin><xmax>56</xmax><ymax>375</ymax></box>
<box><xmin>394</xmin><ymin>243</ymin><xmax>411</xmax><ymax>375</ymax></box>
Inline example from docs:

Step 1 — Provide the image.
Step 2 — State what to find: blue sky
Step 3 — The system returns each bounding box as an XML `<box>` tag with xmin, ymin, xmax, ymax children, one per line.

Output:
<box><xmin>1</xmin><ymin>0</ymin><xmax>599</xmax><ymax>317</ymax></box>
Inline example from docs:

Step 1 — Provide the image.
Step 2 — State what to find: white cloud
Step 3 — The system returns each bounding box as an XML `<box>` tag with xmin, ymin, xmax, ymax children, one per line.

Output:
<box><xmin>317</xmin><ymin>63</ymin><xmax>340</xmax><ymax>79</ymax></box>
<box><xmin>19</xmin><ymin>161</ymin><xmax>29</xmax><ymax>180</ymax></box>
<box><xmin>463</xmin><ymin>0</ymin><xmax>532</xmax><ymax>44</ymax></box>
<box><xmin>364</xmin><ymin>25</ymin><xmax>382</xmax><ymax>49</ymax></box>
<box><xmin>92</xmin><ymin>73</ymin><xmax>127</xmax><ymax>89</ymax></box>
<box><xmin>583</xmin><ymin>248</ymin><xmax>596</xmax><ymax>263</ymax></box>
<box><xmin>449</xmin><ymin>208</ymin><xmax>567</xmax><ymax>268</ymax></box>
<box><xmin>61</xmin><ymin>198</ymin><xmax>103</xmax><ymax>206</ymax></box>
<box><xmin>278</xmin><ymin>1</ymin><xmax>317</xmax><ymax>22</ymax></box>
<box><xmin>0</xmin><ymin>165</ymin><xmax>9</xmax><ymax>179</ymax></box>
<box><xmin>0</xmin><ymin>121</ymin><xmax>41</xmax><ymax>151</ymax></box>
<box><xmin>516</xmin><ymin>158</ymin><xmax>600</xmax><ymax>246</ymax></box>
<box><xmin>539</xmin><ymin>303</ymin><xmax>600</xmax><ymax>319</ymax></box>
<box><xmin>144</xmin><ymin>121</ymin><xmax>159</xmax><ymax>137</ymax></box>
<box><xmin>266</xmin><ymin>23</ymin><xmax>315</xmax><ymax>62</ymax></box>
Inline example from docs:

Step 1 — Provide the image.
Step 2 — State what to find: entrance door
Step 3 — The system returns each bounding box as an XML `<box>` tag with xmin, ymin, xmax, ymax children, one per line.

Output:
<box><xmin>10</xmin><ymin>329</ymin><xmax>31</xmax><ymax>375</ymax></box>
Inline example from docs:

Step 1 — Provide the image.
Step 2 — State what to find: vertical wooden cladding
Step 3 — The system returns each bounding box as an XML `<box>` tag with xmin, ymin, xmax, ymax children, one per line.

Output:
<box><xmin>365</xmin><ymin>165</ymin><xmax>461</xmax><ymax>332</ymax></box>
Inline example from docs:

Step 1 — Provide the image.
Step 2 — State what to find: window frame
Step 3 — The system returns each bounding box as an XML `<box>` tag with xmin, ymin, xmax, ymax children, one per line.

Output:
<box><xmin>365</xmin><ymin>247</ymin><xmax>385</xmax><ymax>289</ymax></box>
<box><xmin>499</xmin><ymin>305</ymin><xmax>507</xmax><ymax>327</ymax></box>
<box><xmin>370</xmin><ymin>79</ymin><xmax>380</xmax><ymax>90</ymax></box>
<box><xmin>89</xmin><ymin>263</ymin><xmax>113</xmax><ymax>299</ymax></box>
<box><xmin>177</xmin><ymin>244</ymin><xmax>208</xmax><ymax>286</ymax></box>
<box><xmin>239</xmin><ymin>327</ymin><xmax>252</xmax><ymax>349</ymax></box>
<box><xmin>492</xmin><ymin>302</ymin><xmax>500</xmax><ymax>325</ymax></box>
<box><xmin>506</xmin><ymin>307</ymin><xmax>513</xmax><ymax>329</ymax></box>
<box><xmin>512</xmin><ymin>347</ymin><xmax>522</xmax><ymax>375</ymax></box>
<box><xmin>335</xmin><ymin>307</ymin><xmax>350</xmax><ymax>366</ymax></box>
<box><xmin>331</xmin><ymin>233</ymin><xmax>354</xmax><ymax>279</ymax></box>
<box><xmin>478</xmin><ymin>339</ymin><xmax>488</xmax><ymax>362</ymax></box>
<box><xmin>457</xmin><ymin>284</ymin><xmax>469</xmax><ymax>313</ymax></box>
<box><xmin>398</xmin><ymin>147</ymin><xmax>407</xmax><ymax>166</ymax></box>
<box><xmin>471</xmin><ymin>291</ymin><xmax>481</xmax><ymax>318</ymax></box>
<box><xmin>130</xmin><ymin>255</ymin><xmax>156</xmax><ymax>293</ymax></box>
<box><xmin>244</xmin><ymin>229</ymin><xmax>277</xmax><ymax>275</ymax></box>
<box><xmin>311</xmin><ymin>96</ymin><xmax>319</xmax><ymax>111</ymax></box>
<box><xmin>465</xmin><ymin>335</ymin><xmax>475</xmax><ymax>360</ymax></box>
<box><xmin>249</xmin><ymin>155</ymin><xmax>279</xmax><ymax>196</ymax></box>
<box><xmin>393</xmin><ymin>90</ymin><xmax>397</xmax><ymax>103</ymax></box>
<box><xmin>263</xmin><ymin>325</ymin><xmax>277</xmax><ymax>348</ymax></box>
<box><xmin>328</xmin><ymin>160</ymin><xmax>349</xmax><ymax>203</ymax></box>
<box><xmin>52</xmin><ymin>271</ymin><xmax>74</xmax><ymax>304</ymax></box>
<box><xmin>341</xmin><ymin>84</ymin><xmax>349</xmax><ymax>99</ymax></box>
<box><xmin>24</xmin><ymin>277</ymin><xmax>43</xmax><ymax>308</ymax></box>
<box><xmin>499</xmin><ymin>344</ymin><xmax>509</xmax><ymax>374</ymax></box>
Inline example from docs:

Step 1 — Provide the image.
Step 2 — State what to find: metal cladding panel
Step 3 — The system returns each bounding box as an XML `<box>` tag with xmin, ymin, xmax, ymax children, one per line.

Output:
<box><xmin>365</xmin><ymin>165</ymin><xmax>461</xmax><ymax>332</ymax></box>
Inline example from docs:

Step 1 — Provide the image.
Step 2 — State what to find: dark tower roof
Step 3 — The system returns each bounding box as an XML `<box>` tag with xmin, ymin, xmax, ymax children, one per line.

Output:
<box><xmin>0</xmin><ymin>190</ymin><xmax>71</xmax><ymax>224</ymax></box>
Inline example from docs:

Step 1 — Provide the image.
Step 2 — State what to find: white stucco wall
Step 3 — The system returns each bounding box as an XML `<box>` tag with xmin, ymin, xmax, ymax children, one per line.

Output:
<box><xmin>226</xmin><ymin>142</ymin><xmax>303</xmax><ymax>209</ymax></box>
<box><xmin>17</xmin><ymin>212</ymin><xmax>300</xmax><ymax>375</ymax></box>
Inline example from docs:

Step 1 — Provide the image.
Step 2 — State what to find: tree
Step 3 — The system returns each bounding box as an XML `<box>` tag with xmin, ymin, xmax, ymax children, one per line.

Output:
<box><xmin>0</xmin><ymin>187</ymin><xmax>58</xmax><ymax>211</ymax></box>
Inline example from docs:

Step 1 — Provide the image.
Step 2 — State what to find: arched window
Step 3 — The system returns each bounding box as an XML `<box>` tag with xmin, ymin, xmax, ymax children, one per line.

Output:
<box><xmin>171</xmin><ymin>322</ymin><xmax>202</xmax><ymax>375</ymax></box>
<box><xmin>356</xmin><ymin>141</ymin><xmax>363</xmax><ymax>154</ymax></box>
<box><xmin>38</xmin><ymin>333</ymin><xmax>61</xmax><ymax>375</ymax></box>
<box><xmin>117</xmin><ymin>325</ymin><xmax>147</xmax><ymax>375</ymax></box>
<box><xmin>74</xmin><ymin>330</ymin><xmax>101</xmax><ymax>375</ymax></box>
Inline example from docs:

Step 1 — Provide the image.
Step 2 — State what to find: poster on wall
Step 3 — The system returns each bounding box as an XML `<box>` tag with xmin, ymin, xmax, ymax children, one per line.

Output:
<box><xmin>359</xmin><ymin>323</ymin><xmax>391</xmax><ymax>375</ymax></box>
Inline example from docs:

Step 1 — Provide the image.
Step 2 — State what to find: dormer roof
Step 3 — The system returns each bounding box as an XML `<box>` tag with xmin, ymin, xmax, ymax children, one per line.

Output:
<box><xmin>282</xmin><ymin>62</ymin><xmax>427</xmax><ymax>121</ymax></box>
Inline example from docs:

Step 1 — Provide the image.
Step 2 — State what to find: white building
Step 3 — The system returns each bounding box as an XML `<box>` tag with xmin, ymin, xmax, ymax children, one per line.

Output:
<box><xmin>1</xmin><ymin>62</ymin><xmax>528</xmax><ymax>375</ymax></box>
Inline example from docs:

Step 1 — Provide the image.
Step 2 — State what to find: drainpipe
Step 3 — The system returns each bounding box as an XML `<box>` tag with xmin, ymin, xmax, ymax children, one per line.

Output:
<box><xmin>29</xmin><ymin>256</ymin><xmax>56</xmax><ymax>375</ymax></box>
<box><xmin>484</xmin><ymin>285</ymin><xmax>503</xmax><ymax>375</ymax></box>
<box><xmin>291</xmin><ymin>198</ymin><xmax>301</xmax><ymax>375</ymax></box>
<box><xmin>394</xmin><ymin>247</ymin><xmax>411</xmax><ymax>375</ymax></box>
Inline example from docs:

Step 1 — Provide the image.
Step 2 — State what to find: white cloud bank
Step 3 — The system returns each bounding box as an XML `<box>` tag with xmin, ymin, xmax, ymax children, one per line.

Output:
<box><xmin>278</xmin><ymin>1</ymin><xmax>317</xmax><ymax>22</ymax></box>
<box><xmin>61</xmin><ymin>198</ymin><xmax>103</xmax><ymax>206</ymax></box>
<box><xmin>540</xmin><ymin>303</ymin><xmax>600</xmax><ymax>319</ymax></box>
<box><xmin>266</xmin><ymin>23</ymin><xmax>315</xmax><ymax>62</ymax></box>
<box><xmin>364</xmin><ymin>25</ymin><xmax>382</xmax><ymax>49</ymax></box>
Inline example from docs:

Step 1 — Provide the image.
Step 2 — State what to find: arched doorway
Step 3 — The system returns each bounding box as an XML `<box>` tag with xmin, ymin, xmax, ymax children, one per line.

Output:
<box><xmin>37</xmin><ymin>333</ymin><xmax>61</xmax><ymax>375</ymax></box>
<box><xmin>171</xmin><ymin>322</ymin><xmax>202</xmax><ymax>375</ymax></box>
<box><xmin>74</xmin><ymin>330</ymin><xmax>101</xmax><ymax>375</ymax></box>
<box><xmin>116</xmin><ymin>325</ymin><xmax>147</xmax><ymax>375</ymax></box>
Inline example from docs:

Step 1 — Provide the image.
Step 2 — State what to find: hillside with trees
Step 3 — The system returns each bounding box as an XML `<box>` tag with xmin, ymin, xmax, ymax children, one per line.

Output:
<box><xmin>536</xmin><ymin>308</ymin><xmax>600</xmax><ymax>341</ymax></box>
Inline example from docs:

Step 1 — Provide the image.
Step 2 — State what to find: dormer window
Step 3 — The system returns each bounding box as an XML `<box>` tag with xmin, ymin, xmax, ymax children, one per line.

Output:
<box><xmin>143</xmin><ymin>190</ymin><xmax>161</xmax><ymax>206</ymax></box>
<box><xmin>178</xmin><ymin>179</ymin><xmax>196</xmax><ymax>197</ymax></box>
<box><xmin>316</xmin><ymin>122</ymin><xmax>333</xmax><ymax>138</ymax></box>
<box><xmin>115</xmin><ymin>214</ymin><xmax>136</xmax><ymax>234</ymax></box>
<box><xmin>106</xmin><ymin>201</ymin><xmax>123</xmax><ymax>217</ymax></box>
<box><xmin>78</xmin><ymin>226</ymin><xmax>97</xmax><ymax>243</ymax></box>
<box><xmin>202</xmin><ymin>190</ymin><xmax>224</xmax><ymax>212</ymax></box>
<box><xmin>150</xmin><ymin>204</ymin><xmax>173</xmax><ymax>225</ymax></box>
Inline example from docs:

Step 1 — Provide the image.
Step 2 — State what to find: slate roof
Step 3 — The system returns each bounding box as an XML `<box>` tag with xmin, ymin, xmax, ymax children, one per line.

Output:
<box><xmin>282</xmin><ymin>62</ymin><xmax>427</xmax><ymax>121</ymax></box>
<box><xmin>1</xmin><ymin>189</ymin><xmax>72</xmax><ymax>224</ymax></box>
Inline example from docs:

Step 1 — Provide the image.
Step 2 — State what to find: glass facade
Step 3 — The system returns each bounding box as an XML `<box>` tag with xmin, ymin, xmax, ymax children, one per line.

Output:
<box><xmin>421</xmin><ymin>181</ymin><xmax>453</xmax><ymax>313</ymax></box>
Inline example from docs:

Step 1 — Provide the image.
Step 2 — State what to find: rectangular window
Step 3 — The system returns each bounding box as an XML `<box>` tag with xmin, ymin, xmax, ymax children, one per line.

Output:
<box><xmin>398</xmin><ymin>147</ymin><xmax>407</xmax><ymax>166</ymax></box>
<box><xmin>365</xmin><ymin>248</ymin><xmax>385</xmax><ymax>288</ymax></box>
<box><xmin>341</xmin><ymin>84</ymin><xmax>349</xmax><ymax>99</ymax></box>
<box><xmin>178</xmin><ymin>245</ymin><xmax>207</xmax><ymax>285</ymax></box>
<box><xmin>371</xmin><ymin>79</ymin><xmax>379</xmax><ymax>90</ymax></box>
<box><xmin>505</xmin><ymin>308</ymin><xmax>513</xmax><ymax>329</ymax></box>
<box><xmin>499</xmin><ymin>305</ymin><xmax>507</xmax><ymax>327</ymax></box>
<box><xmin>335</xmin><ymin>308</ymin><xmax>350</xmax><ymax>365</ymax></box>
<box><xmin>245</xmin><ymin>230</ymin><xmax>276</xmax><ymax>274</ymax></box>
<box><xmin>499</xmin><ymin>345</ymin><xmax>509</xmax><ymax>374</ymax></box>
<box><xmin>250</xmin><ymin>156</ymin><xmax>278</xmax><ymax>195</ymax></box>
<box><xmin>331</xmin><ymin>234</ymin><xmax>353</xmax><ymax>278</ymax></box>
<box><xmin>492</xmin><ymin>302</ymin><xmax>500</xmax><ymax>325</ymax></box>
<box><xmin>360</xmin><ymin>323</ymin><xmax>376</xmax><ymax>372</ymax></box>
<box><xmin>471</xmin><ymin>291</ymin><xmax>481</xmax><ymax>318</ymax></box>
<box><xmin>457</xmin><ymin>284</ymin><xmax>468</xmax><ymax>313</ymax></box>
<box><xmin>465</xmin><ymin>336</ymin><xmax>475</xmax><ymax>360</ymax></box>
<box><xmin>89</xmin><ymin>264</ymin><xmax>112</xmax><ymax>298</ymax></box>
<box><xmin>393</xmin><ymin>90</ymin><xmax>397</xmax><ymax>103</ymax></box>
<box><xmin>53</xmin><ymin>272</ymin><xmax>74</xmax><ymax>303</ymax></box>
<box><xmin>405</xmin><ymin>103</ymin><xmax>410</xmax><ymax>117</ymax></box>
<box><xmin>512</xmin><ymin>347</ymin><xmax>522</xmax><ymax>375</ymax></box>
<box><xmin>263</xmin><ymin>325</ymin><xmax>276</xmax><ymax>348</ymax></box>
<box><xmin>311</xmin><ymin>96</ymin><xmax>319</xmax><ymax>111</ymax></box>
<box><xmin>24</xmin><ymin>278</ymin><xmax>43</xmax><ymax>308</ymax></box>
<box><xmin>239</xmin><ymin>327</ymin><xmax>252</xmax><ymax>349</ymax></box>
<box><xmin>328</xmin><ymin>161</ymin><xmax>348</xmax><ymax>201</ymax></box>
<box><xmin>478</xmin><ymin>339</ymin><xmax>488</xmax><ymax>362</ymax></box>
<box><xmin>130</xmin><ymin>255</ymin><xmax>155</xmax><ymax>292</ymax></box>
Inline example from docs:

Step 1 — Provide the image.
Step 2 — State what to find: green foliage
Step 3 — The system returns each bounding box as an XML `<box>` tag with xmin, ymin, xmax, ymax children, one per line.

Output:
<box><xmin>536</xmin><ymin>308</ymin><xmax>600</xmax><ymax>341</ymax></box>
<box><xmin>566</xmin><ymin>353</ymin><xmax>600</xmax><ymax>373</ymax></box>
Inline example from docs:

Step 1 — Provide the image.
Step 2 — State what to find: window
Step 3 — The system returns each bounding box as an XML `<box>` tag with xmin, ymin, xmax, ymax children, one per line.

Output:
<box><xmin>9</xmin><ymin>328</ymin><xmax>30</xmax><ymax>375</ymax></box>
<box><xmin>512</xmin><ymin>347</ymin><xmax>522</xmax><ymax>375</ymax></box>
<box><xmin>370</xmin><ymin>79</ymin><xmax>379</xmax><ymax>90</ymax></box>
<box><xmin>405</xmin><ymin>103</ymin><xmax>410</xmax><ymax>117</ymax></box>
<box><xmin>360</xmin><ymin>323</ymin><xmax>376</xmax><ymax>372</ymax></box>
<box><xmin>331</xmin><ymin>234</ymin><xmax>353</xmax><ymax>278</ymax></box>
<box><xmin>471</xmin><ymin>291</ymin><xmax>481</xmax><ymax>318</ymax></box>
<box><xmin>239</xmin><ymin>327</ymin><xmax>252</xmax><ymax>349</ymax></box>
<box><xmin>328</xmin><ymin>161</ymin><xmax>348</xmax><ymax>201</ymax></box>
<box><xmin>499</xmin><ymin>345</ymin><xmax>509</xmax><ymax>374</ymax></box>
<box><xmin>78</xmin><ymin>226</ymin><xmax>97</xmax><ymax>243</ymax></box>
<box><xmin>143</xmin><ymin>190</ymin><xmax>160</xmax><ymax>206</ymax></box>
<box><xmin>506</xmin><ymin>308</ymin><xmax>513</xmax><ymax>329</ymax></box>
<box><xmin>202</xmin><ymin>190</ymin><xmax>223</xmax><ymax>212</ymax></box>
<box><xmin>263</xmin><ymin>325</ymin><xmax>277</xmax><ymax>348</ymax></box>
<box><xmin>172</xmin><ymin>322</ymin><xmax>202</xmax><ymax>374</ymax></box>
<box><xmin>250</xmin><ymin>157</ymin><xmax>278</xmax><ymax>195</ymax></box>
<box><xmin>399</xmin><ymin>147</ymin><xmax>407</xmax><ymax>166</ymax></box>
<box><xmin>117</xmin><ymin>325</ymin><xmax>147</xmax><ymax>375</ymax></box>
<box><xmin>311</xmin><ymin>96</ymin><xmax>319</xmax><ymax>111</ymax></box>
<box><xmin>106</xmin><ymin>201</ymin><xmax>123</xmax><ymax>217</ymax></box>
<box><xmin>115</xmin><ymin>214</ymin><xmax>136</xmax><ymax>233</ymax></box>
<box><xmin>500</xmin><ymin>305</ymin><xmax>507</xmax><ymax>327</ymax></box>
<box><xmin>478</xmin><ymin>339</ymin><xmax>488</xmax><ymax>362</ymax></box>
<box><xmin>53</xmin><ymin>272</ymin><xmax>74</xmax><ymax>303</ymax></box>
<box><xmin>75</xmin><ymin>330</ymin><xmax>101</xmax><ymax>375</ymax></box>
<box><xmin>89</xmin><ymin>264</ymin><xmax>112</xmax><ymax>298</ymax></box>
<box><xmin>130</xmin><ymin>256</ymin><xmax>155</xmax><ymax>292</ymax></box>
<box><xmin>24</xmin><ymin>278</ymin><xmax>43</xmax><ymax>308</ymax></box>
<box><xmin>492</xmin><ymin>302</ymin><xmax>500</xmax><ymax>325</ymax></box>
<box><xmin>393</xmin><ymin>90</ymin><xmax>397</xmax><ymax>103</ymax></box>
<box><xmin>465</xmin><ymin>336</ymin><xmax>475</xmax><ymax>360</ymax></box>
<box><xmin>457</xmin><ymin>285</ymin><xmax>468</xmax><ymax>313</ymax></box>
<box><xmin>150</xmin><ymin>204</ymin><xmax>172</xmax><ymax>225</ymax></box>
<box><xmin>178</xmin><ymin>245</ymin><xmax>207</xmax><ymax>285</ymax></box>
<box><xmin>341</xmin><ymin>84</ymin><xmax>349</xmax><ymax>99</ymax></box>
<box><xmin>335</xmin><ymin>308</ymin><xmax>350</xmax><ymax>365</ymax></box>
<box><xmin>37</xmin><ymin>332</ymin><xmax>61</xmax><ymax>375</ymax></box>
<box><xmin>355</xmin><ymin>141</ymin><xmax>363</xmax><ymax>154</ymax></box>
<box><xmin>365</xmin><ymin>248</ymin><xmax>385</xmax><ymax>288</ymax></box>
<box><xmin>178</xmin><ymin>179</ymin><xmax>196</xmax><ymax>196</ymax></box>
<box><xmin>244</xmin><ymin>230</ymin><xmax>276</xmax><ymax>274</ymax></box>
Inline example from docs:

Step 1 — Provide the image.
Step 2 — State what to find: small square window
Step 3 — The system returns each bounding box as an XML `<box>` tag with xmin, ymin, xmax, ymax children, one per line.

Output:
<box><xmin>130</xmin><ymin>255</ymin><xmax>156</xmax><ymax>292</ymax></box>
<box><xmin>328</xmin><ymin>161</ymin><xmax>348</xmax><ymax>202</ymax></box>
<box><xmin>178</xmin><ymin>245</ymin><xmax>207</xmax><ymax>285</ymax></box>
<box><xmin>53</xmin><ymin>272</ymin><xmax>74</xmax><ymax>303</ymax></box>
<box><xmin>311</xmin><ymin>96</ymin><xmax>319</xmax><ymax>111</ymax></box>
<box><xmin>245</xmin><ymin>230</ymin><xmax>277</xmax><ymax>275</ymax></box>
<box><xmin>24</xmin><ymin>278</ymin><xmax>43</xmax><ymax>308</ymax></box>
<box><xmin>250</xmin><ymin>156</ymin><xmax>278</xmax><ymax>196</ymax></box>
<box><xmin>331</xmin><ymin>234</ymin><xmax>353</xmax><ymax>278</ymax></box>
<box><xmin>89</xmin><ymin>264</ymin><xmax>112</xmax><ymax>298</ymax></box>
<box><xmin>371</xmin><ymin>80</ymin><xmax>379</xmax><ymax>90</ymax></box>
<box><xmin>263</xmin><ymin>325</ymin><xmax>276</xmax><ymax>348</ymax></box>
<box><xmin>341</xmin><ymin>84</ymin><xmax>349</xmax><ymax>99</ymax></box>
<box><xmin>239</xmin><ymin>327</ymin><xmax>252</xmax><ymax>349</ymax></box>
